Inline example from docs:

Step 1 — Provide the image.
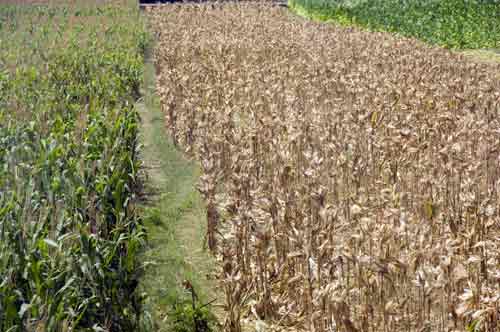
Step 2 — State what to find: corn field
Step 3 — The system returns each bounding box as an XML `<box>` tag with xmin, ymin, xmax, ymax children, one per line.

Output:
<box><xmin>0</xmin><ymin>3</ymin><xmax>148</xmax><ymax>330</ymax></box>
<box><xmin>149</xmin><ymin>3</ymin><xmax>500</xmax><ymax>332</ymax></box>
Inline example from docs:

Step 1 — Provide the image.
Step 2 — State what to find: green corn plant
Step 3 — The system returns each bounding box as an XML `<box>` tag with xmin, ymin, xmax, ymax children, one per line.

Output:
<box><xmin>0</xmin><ymin>2</ymin><xmax>150</xmax><ymax>331</ymax></box>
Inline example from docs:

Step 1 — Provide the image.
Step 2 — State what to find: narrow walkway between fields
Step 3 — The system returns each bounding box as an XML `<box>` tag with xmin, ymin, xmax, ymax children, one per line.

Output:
<box><xmin>138</xmin><ymin>53</ymin><xmax>219</xmax><ymax>332</ymax></box>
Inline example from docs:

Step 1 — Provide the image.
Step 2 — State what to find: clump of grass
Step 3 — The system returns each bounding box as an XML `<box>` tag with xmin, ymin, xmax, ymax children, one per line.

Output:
<box><xmin>168</xmin><ymin>298</ymin><xmax>217</xmax><ymax>332</ymax></box>
<box><xmin>150</xmin><ymin>3</ymin><xmax>500</xmax><ymax>332</ymax></box>
<box><xmin>0</xmin><ymin>2</ymin><xmax>150</xmax><ymax>331</ymax></box>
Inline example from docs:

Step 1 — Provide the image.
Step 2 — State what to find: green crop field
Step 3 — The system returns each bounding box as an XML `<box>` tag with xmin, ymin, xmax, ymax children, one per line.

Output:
<box><xmin>290</xmin><ymin>0</ymin><xmax>500</xmax><ymax>49</ymax></box>
<box><xmin>0</xmin><ymin>1</ymin><xmax>150</xmax><ymax>331</ymax></box>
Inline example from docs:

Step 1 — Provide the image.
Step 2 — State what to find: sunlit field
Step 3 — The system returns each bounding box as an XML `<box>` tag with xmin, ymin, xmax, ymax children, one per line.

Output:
<box><xmin>150</xmin><ymin>3</ymin><xmax>500</xmax><ymax>331</ymax></box>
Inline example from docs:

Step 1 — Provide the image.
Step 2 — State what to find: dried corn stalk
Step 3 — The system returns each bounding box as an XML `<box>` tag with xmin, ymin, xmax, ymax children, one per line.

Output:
<box><xmin>149</xmin><ymin>3</ymin><xmax>500</xmax><ymax>332</ymax></box>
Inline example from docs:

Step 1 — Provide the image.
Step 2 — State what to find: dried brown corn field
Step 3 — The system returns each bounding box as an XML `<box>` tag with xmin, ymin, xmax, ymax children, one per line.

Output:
<box><xmin>148</xmin><ymin>3</ymin><xmax>500</xmax><ymax>332</ymax></box>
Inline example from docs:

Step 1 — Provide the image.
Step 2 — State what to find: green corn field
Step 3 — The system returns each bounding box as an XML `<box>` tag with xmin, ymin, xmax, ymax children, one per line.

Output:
<box><xmin>0</xmin><ymin>2</ymin><xmax>150</xmax><ymax>331</ymax></box>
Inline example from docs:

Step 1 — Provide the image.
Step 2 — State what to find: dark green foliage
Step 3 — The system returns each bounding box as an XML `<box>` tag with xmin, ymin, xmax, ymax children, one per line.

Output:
<box><xmin>290</xmin><ymin>0</ymin><xmax>500</xmax><ymax>49</ymax></box>
<box><xmin>0</xmin><ymin>3</ymin><xmax>149</xmax><ymax>331</ymax></box>
<box><xmin>168</xmin><ymin>300</ymin><xmax>217</xmax><ymax>332</ymax></box>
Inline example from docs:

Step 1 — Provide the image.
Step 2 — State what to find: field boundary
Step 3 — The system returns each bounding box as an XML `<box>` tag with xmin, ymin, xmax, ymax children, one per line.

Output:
<box><xmin>138</xmin><ymin>47</ymin><xmax>220</xmax><ymax>331</ymax></box>
<box><xmin>288</xmin><ymin>0</ymin><xmax>500</xmax><ymax>50</ymax></box>
<box><xmin>288</xmin><ymin>0</ymin><xmax>500</xmax><ymax>65</ymax></box>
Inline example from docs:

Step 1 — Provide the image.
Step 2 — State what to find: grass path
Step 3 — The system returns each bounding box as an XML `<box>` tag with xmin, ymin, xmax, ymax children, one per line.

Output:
<box><xmin>138</xmin><ymin>52</ymin><xmax>218</xmax><ymax>331</ymax></box>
